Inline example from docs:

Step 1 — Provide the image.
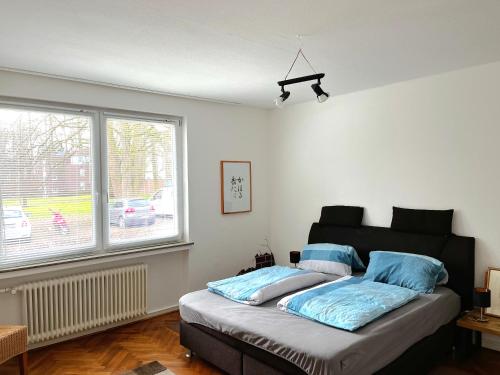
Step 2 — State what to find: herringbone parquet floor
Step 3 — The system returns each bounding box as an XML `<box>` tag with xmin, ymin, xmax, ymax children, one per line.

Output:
<box><xmin>0</xmin><ymin>311</ymin><xmax>222</xmax><ymax>375</ymax></box>
<box><xmin>1</xmin><ymin>310</ymin><xmax>499</xmax><ymax>375</ymax></box>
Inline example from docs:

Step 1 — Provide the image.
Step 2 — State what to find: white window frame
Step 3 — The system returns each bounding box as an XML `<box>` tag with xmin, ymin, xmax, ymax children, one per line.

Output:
<box><xmin>101</xmin><ymin>111</ymin><xmax>184</xmax><ymax>251</ymax></box>
<box><xmin>0</xmin><ymin>98</ymin><xmax>185</xmax><ymax>269</ymax></box>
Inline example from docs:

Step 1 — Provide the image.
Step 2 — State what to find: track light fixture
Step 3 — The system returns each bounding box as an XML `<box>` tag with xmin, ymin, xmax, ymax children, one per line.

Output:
<box><xmin>274</xmin><ymin>87</ymin><xmax>291</xmax><ymax>108</ymax></box>
<box><xmin>311</xmin><ymin>82</ymin><xmax>329</xmax><ymax>103</ymax></box>
<box><xmin>275</xmin><ymin>48</ymin><xmax>329</xmax><ymax>107</ymax></box>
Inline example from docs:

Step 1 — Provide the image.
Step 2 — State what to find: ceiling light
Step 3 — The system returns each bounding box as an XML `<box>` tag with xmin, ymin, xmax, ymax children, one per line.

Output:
<box><xmin>311</xmin><ymin>83</ymin><xmax>329</xmax><ymax>103</ymax></box>
<box><xmin>274</xmin><ymin>48</ymin><xmax>330</xmax><ymax>107</ymax></box>
<box><xmin>274</xmin><ymin>87</ymin><xmax>290</xmax><ymax>108</ymax></box>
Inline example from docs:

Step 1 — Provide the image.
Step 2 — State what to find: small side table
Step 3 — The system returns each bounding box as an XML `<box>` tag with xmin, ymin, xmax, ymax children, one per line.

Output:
<box><xmin>0</xmin><ymin>325</ymin><xmax>28</xmax><ymax>375</ymax></box>
<box><xmin>456</xmin><ymin>309</ymin><xmax>500</xmax><ymax>357</ymax></box>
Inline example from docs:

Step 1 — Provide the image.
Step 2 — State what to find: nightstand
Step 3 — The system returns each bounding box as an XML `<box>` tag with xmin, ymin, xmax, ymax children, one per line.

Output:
<box><xmin>456</xmin><ymin>310</ymin><xmax>500</xmax><ymax>357</ymax></box>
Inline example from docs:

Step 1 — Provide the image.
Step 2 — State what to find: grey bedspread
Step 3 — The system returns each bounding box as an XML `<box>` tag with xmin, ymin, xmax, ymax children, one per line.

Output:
<box><xmin>179</xmin><ymin>286</ymin><xmax>460</xmax><ymax>375</ymax></box>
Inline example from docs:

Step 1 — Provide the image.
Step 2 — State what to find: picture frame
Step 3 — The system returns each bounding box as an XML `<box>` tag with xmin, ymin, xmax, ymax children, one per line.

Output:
<box><xmin>220</xmin><ymin>161</ymin><xmax>252</xmax><ymax>214</ymax></box>
<box><xmin>485</xmin><ymin>267</ymin><xmax>500</xmax><ymax>318</ymax></box>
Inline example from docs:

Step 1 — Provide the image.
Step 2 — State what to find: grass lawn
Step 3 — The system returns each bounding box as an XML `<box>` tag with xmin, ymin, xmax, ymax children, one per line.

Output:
<box><xmin>3</xmin><ymin>195</ymin><xmax>92</xmax><ymax>218</ymax></box>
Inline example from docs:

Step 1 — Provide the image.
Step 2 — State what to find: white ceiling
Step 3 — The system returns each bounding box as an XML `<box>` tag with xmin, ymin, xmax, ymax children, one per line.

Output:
<box><xmin>1</xmin><ymin>0</ymin><xmax>500</xmax><ymax>108</ymax></box>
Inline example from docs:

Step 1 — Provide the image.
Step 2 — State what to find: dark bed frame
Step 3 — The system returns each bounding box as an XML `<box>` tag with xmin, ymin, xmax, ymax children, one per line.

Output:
<box><xmin>180</xmin><ymin>223</ymin><xmax>475</xmax><ymax>374</ymax></box>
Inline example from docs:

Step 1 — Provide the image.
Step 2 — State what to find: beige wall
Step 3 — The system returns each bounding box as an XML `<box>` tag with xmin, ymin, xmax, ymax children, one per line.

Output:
<box><xmin>0</xmin><ymin>70</ymin><xmax>270</xmax><ymax>323</ymax></box>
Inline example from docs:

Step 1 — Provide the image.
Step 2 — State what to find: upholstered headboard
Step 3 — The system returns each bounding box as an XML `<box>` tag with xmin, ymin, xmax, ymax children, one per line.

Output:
<box><xmin>308</xmin><ymin>223</ymin><xmax>475</xmax><ymax>310</ymax></box>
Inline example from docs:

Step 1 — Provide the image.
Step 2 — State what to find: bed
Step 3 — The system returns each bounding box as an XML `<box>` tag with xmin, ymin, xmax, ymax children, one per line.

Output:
<box><xmin>179</xmin><ymin>221</ymin><xmax>475</xmax><ymax>375</ymax></box>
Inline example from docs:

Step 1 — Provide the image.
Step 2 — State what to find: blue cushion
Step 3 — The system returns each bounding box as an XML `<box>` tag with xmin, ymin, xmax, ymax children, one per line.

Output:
<box><xmin>299</xmin><ymin>243</ymin><xmax>365</xmax><ymax>276</ymax></box>
<box><xmin>363</xmin><ymin>251</ymin><xmax>444</xmax><ymax>293</ymax></box>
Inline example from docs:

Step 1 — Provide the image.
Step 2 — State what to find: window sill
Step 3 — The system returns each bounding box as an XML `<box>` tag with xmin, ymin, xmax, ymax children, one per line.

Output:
<box><xmin>0</xmin><ymin>241</ymin><xmax>193</xmax><ymax>280</ymax></box>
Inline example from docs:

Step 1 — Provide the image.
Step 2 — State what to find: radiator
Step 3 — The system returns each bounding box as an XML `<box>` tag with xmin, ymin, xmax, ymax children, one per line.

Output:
<box><xmin>16</xmin><ymin>264</ymin><xmax>147</xmax><ymax>344</ymax></box>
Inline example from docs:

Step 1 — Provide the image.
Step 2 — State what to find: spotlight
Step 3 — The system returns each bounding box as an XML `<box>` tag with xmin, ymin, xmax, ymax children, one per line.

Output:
<box><xmin>274</xmin><ymin>87</ymin><xmax>290</xmax><ymax>108</ymax></box>
<box><xmin>311</xmin><ymin>83</ymin><xmax>329</xmax><ymax>103</ymax></box>
<box><xmin>275</xmin><ymin>48</ymin><xmax>331</xmax><ymax>106</ymax></box>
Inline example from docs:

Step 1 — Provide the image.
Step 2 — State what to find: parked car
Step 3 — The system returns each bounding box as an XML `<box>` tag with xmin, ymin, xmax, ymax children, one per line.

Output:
<box><xmin>1</xmin><ymin>206</ymin><xmax>32</xmax><ymax>241</ymax></box>
<box><xmin>109</xmin><ymin>199</ymin><xmax>156</xmax><ymax>228</ymax></box>
<box><xmin>150</xmin><ymin>187</ymin><xmax>175</xmax><ymax>217</ymax></box>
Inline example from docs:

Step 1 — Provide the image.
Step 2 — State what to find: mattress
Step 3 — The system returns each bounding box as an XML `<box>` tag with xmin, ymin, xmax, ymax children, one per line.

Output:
<box><xmin>179</xmin><ymin>284</ymin><xmax>460</xmax><ymax>375</ymax></box>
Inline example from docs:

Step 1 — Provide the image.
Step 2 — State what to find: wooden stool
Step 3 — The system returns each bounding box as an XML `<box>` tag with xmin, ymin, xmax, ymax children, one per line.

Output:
<box><xmin>0</xmin><ymin>326</ymin><xmax>28</xmax><ymax>375</ymax></box>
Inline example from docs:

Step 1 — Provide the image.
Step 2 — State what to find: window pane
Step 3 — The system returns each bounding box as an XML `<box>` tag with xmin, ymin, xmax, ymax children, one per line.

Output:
<box><xmin>106</xmin><ymin>117</ymin><xmax>178</xmax><ymax>244</ymax></box>
<box><xmin>0</xmin><ymin>107</ymin><xmax>95</xmax><ymax>266</ymax></box>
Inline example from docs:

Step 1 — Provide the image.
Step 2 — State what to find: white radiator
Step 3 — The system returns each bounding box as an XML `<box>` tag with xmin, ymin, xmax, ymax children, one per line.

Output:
<box><xmin>16</xmin><ymin>264</ymin><xmax>147</xmax><ymax>344</ymax></box>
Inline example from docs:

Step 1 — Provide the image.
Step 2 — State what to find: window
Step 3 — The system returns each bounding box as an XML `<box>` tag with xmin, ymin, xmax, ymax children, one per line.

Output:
<box><xmin>0</xmin><ymin>103</ymin><xmax>183</xmax><ymax>269</ymax></box>
<box><xmin>105</xmin><ymin>116</ymin><xmax>179</xmax><ymax>244</ymax></box>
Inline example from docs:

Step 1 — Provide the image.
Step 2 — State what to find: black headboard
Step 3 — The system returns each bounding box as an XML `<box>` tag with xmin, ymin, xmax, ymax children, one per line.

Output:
<box><xmin>308</xmin><ymin>223</ymin><xmax>475</xmax><ymax>310</ymax></box>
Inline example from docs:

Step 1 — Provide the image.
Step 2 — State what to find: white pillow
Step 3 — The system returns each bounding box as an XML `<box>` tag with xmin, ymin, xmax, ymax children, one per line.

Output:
<box><xmin>437</xmin><ymin>267</ymin><xmax>448</xmax><ymax>285</ymax></box>
<box><xmin>299</xmin><ymin>243</ymin><xmax>365</xmax><ymax>276</ymax></box>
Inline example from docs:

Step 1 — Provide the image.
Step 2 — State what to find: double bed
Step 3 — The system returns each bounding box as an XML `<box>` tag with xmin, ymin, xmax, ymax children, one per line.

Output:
<box><xmin>179</xmin><ymin>220</ymin><xmax>475</xmax><ymax>375</ymax></box>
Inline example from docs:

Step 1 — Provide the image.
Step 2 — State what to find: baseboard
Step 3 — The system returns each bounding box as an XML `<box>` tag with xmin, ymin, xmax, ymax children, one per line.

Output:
<box><xmin>148</xmin><ymin>305</ymin><xmax>179</xmax><ymax>316</ymax></box>
<box><xmin>28</xmin><ymin>304</ymin><xmax>179</xmax><ymax>350</ymax></box>
<box><xmin>483</xmin><ymin>333</ymin><xmax>500</xmax><ymax>352</ymax></box>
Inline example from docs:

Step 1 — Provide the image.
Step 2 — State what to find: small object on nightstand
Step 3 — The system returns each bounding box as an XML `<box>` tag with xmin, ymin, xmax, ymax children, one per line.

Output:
<box><xmin>254</xmin><ymin>238</ymin><xmax>275</xmax><ymax>269</ymax></box>
<box><xmin>470</xmin><ymin>287</ymin><xmax>491</xmax><ymax>322</ymax></box>
<box><xmin>290</xmin><ymin>251</ymin><xmax>300</xmax><ymax>268</ymax></box>
<box><xmin>255</xmin><ymin>253</ymin><xmax>275</xmax><ymax>269</ymax></box>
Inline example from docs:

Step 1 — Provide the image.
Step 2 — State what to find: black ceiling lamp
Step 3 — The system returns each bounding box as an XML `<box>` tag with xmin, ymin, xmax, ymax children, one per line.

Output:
<box><xmin>275</xmin><ymin>87</ymin><xmax>291</xmax><ymax>108</ymax></box>
<box><xmin>275</xmin><ymin>48</ymin><xmax>330</xmax><ymax>107</ymax></box>
<box><xmin>311</xmin><ymin>82</ymin><xmax>330</xmax><ymax>103</ymax></box>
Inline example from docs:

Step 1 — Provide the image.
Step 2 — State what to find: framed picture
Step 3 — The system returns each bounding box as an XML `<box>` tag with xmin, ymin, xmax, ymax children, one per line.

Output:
<box><xmin>220</xmin><ymin>161</ymin><xmax>252</xmax><ymax>214</ymax></box>
<box><xmin>485</xmin><ymin>268</ymin><xmax>500</xmax><ymax>317</ymax></box>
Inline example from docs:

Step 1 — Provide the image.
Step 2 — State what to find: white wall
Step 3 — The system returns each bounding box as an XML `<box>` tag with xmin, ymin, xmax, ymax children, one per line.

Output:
<box><xmin>269</xmin><ymin>61</ymin><xmax>500</xmax><ymax>287</ymax></box>
<box><xmin>3</xmin><ymin>60</ymin><xmax>500</xmax><ymax>348</ymax></box>
<box><xmin>269</xmin><ymin>61</ymin><xmax>500</xmax><ymax>349</ymax></box>
<box><xmin>0</xmin><ymin>71</ymin><xmax>270</xmax><ymax>324</ymax></box>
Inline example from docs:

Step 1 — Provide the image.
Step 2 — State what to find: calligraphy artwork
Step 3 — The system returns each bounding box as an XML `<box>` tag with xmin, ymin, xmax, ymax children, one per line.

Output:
<box><xmin>220</xmin><ymin>161</ymin><xmax>252</xmax><ymax>214</ymax></box>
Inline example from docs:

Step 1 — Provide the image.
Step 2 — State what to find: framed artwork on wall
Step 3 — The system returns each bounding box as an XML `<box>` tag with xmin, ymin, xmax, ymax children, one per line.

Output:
<box><xmin>485</xmin><ymin>267</ymin><xmax>500</xmax><ymax>317</ymax></box>
<box><xmin>220</xmin><ymin>161</ymin><xmax>252</xmax><ymax>214</ymax></box>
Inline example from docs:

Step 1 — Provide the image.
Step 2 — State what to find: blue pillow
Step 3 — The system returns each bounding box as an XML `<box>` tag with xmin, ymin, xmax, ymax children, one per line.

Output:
<box><xmin>299</xmin><ymin>243</ymin><xmax>365</xmax><ymax>276</ymax></box>
<box><xmin>363</xmin><ymin>251</ymin><xmax>444</xmax><ymax>293</ymax></box>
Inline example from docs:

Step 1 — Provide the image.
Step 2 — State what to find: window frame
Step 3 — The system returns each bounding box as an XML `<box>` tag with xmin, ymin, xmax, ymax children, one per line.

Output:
<box><xmin>0</xmin><ymin>98</ymin><xmax>185</xmax><ymax>269</ymax></box>
<box><xmin>101</xmin><ymin>111</ymin><xmax>184</xmax><ymax>251</ymax></box>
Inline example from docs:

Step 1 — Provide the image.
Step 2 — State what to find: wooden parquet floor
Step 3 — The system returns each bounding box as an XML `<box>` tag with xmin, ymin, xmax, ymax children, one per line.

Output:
<box><xmin>0</xmin><ymin>311</ymin><xmax>222</xmax><ymax>375</ymax></box>
<box><xmin>0</xmin><ymin>310</ymin><xmax>499</xmax><ymax>375</ymax></box>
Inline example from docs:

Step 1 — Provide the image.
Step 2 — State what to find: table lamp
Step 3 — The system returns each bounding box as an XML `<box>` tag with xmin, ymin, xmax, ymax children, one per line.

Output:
<box><xmin>473</xmin><ymin>287</ymin><xmax>491</xmax><ymax>322</ymax></box>
<box><xmin>289</xmin><ymin>251</ymin><xmax>300</xmax><ymax>268</ymax></box>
